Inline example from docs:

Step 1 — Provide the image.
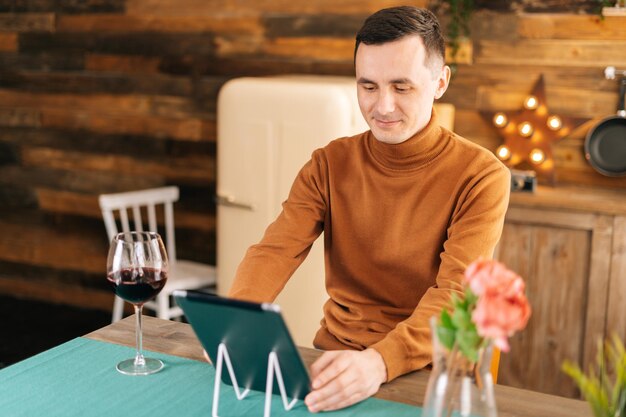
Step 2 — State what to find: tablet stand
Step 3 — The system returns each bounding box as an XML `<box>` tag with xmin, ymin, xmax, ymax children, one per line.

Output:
<box><xmin>212</xmin><ymin>343</ymin><xmax>300</xmax><ymax>417</ymax></box>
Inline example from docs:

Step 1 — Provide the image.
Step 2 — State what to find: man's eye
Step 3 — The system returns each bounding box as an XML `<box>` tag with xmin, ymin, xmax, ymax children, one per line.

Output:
<box><xmin>395</xmin><ymin>86</ymin><xmax>410</xmax><ymax>93</ymax></box>
<box><xmin>361</xmin><ymin>84</ymin><xmax>376</xmax><ymax>91</ymax></box>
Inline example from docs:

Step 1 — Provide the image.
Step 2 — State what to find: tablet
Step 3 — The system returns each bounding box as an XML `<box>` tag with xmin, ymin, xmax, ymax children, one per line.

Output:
<box><xmin>173</xmin><ymin>290</ymin><xmax>311</xmax><ymax>399</ymax></box>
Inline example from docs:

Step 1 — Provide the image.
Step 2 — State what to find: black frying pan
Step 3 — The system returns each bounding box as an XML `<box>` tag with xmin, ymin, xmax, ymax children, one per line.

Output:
<box><xmin>585</xmin><ymin>79</ymin><xmax>626</xmax><ymax>176</ymax></box>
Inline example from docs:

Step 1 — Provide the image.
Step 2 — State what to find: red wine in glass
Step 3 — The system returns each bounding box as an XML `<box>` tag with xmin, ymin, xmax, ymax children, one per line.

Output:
<box><xmin>107</xmin><ymin>268</ymin><xmax>168</xmax><ymax>305</ymax></box>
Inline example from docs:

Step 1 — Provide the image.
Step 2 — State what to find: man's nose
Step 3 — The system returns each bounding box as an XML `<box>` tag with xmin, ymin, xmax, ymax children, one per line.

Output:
<box><xmin>376</xmin><ymin>90</ymin><xmax>395</xmax><ymax>115</ymax></box>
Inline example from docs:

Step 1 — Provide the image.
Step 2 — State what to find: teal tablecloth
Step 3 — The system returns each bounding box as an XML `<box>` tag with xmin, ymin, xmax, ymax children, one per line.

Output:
<box><xmin>0</xmin><ymin>338</ymin><xmax>422</xmax><ymax>417</ymax></box>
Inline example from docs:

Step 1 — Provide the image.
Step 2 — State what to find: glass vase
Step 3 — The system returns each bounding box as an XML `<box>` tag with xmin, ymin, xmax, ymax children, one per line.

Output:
<box><xmin>422</xmin><ymin>318</ymin><xmax>498</xmax><ymax>417</ymax></box>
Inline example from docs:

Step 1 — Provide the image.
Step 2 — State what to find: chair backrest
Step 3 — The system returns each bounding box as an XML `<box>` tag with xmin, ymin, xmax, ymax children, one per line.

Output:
<box><xmin>98</xmin><ymin>186</ymin><xmax>179</xmax><ymax>262</ymax></box>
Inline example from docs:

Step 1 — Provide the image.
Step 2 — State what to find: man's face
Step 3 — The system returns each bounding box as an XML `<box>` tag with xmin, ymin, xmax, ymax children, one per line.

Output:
<box><xmin>355</xmin><ymin>35</ymin><xmax>450</xmax><ymax>144</ymax></box>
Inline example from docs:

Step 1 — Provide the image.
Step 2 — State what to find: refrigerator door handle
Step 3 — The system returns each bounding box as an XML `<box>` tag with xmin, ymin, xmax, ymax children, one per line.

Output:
<box><xmin>215</xmin><ymin>193</ymin><xmax>256</xmax><ymax>211</ymax></box>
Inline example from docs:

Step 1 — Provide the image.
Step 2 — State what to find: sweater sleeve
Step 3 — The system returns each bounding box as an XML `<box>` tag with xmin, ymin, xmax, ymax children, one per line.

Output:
<box><xmin>227</xmin><ymin>150</ymin><xmax>328</xmax><ymax>303</ymax></box>
<box><xmin>369</xmin><ymin>162</ymin><xmax>511</xmax><ymax>381</ymax></box>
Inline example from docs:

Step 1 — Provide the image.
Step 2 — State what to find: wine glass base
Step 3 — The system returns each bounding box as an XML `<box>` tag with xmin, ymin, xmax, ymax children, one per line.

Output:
<box><xmin>116</xmin><ymin>357</ymin><xmax>164</xmax><ymax>376</ymax></box>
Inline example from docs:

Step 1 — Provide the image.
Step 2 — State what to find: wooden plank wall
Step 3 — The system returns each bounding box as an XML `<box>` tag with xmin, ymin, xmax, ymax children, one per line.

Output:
<box><xmin>0</xmin><ymin>1</ymin><xmax>625</xmax><ymax>311</ymax></box>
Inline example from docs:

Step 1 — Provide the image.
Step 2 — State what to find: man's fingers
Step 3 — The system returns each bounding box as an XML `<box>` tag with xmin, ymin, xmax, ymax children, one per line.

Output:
<box><xmin>321</xmin><ymin>392</ymin><xmax>364</xmax><ymax>412</ymax></box>
<box><xmin>306</xmin><ymin>372</ymin><xmax>359</xmax><ymax>412</ymax></box>
<box><xmin>309</xmin><ymin>351</ymin><xmax>348</xmax><ymax>389</ymax></box>
<box><xmin>309</xmin><ymin>350</ymin><xmax>339</xmax><ymax>377</ymax></box>
<box><xmin>305</xmin><ymin>349</ymin><xmax>386</xmax><ymax>412</ymax></box>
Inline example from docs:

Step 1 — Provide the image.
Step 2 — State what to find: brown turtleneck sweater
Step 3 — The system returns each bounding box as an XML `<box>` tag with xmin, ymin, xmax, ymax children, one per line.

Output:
<box><xmin>229</xmin><ymin>112</ymin><xmax>510</xmax><ymax>381</ymax></box>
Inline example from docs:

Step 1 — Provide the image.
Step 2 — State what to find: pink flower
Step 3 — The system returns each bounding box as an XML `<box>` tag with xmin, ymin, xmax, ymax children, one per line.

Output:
<box><xmin>436</xmin><ymin>259</ymin><xmax>532</xmax><ymax>358</ymax></box>
<box><xmin>465</xmin><ymin>258</ymin><xmax>525</xmax><ymax>298</ymax></box>
<box><xmin>471</xmin><ymin>288</ymin><xmax>532</xmax><ymax>352</ymax></box>
<box><xmin>464</xmin><ymin>259</ymin><xmax>532</xmax><ymax>351</ymax></box>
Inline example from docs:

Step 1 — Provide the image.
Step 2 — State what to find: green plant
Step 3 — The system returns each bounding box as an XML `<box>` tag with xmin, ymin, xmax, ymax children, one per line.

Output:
<box><xmin>562</xmin><ymin>335</ymin><xmax>626</xmax><ymax>417</ymax></box>
<box><xmin>597</xmin><ymin>0</ymin><xmax>618</xmax><ymax>18</ymax></box>
<box><xmin>441</xmin><ymin>0</ymin><xmax>474</xmax><ymax>64</ymax></box>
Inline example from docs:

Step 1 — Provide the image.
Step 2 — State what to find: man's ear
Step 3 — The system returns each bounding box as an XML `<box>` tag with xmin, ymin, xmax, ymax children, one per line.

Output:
<box><xmin>434</xmin><ymin>65</ymin><xmax>451</xmax><ymax>100</ymax></box>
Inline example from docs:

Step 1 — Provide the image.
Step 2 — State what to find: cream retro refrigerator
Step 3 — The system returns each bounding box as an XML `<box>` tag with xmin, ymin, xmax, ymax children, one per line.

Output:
<box><xmin>216</xmin><ymin>76</ymin><xmax>369</xmax><ymax>347</ymax></box>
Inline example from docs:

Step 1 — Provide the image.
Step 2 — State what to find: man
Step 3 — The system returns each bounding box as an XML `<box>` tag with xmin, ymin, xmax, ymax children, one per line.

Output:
<box><xmin>227</xmin><ymin>6</ymin><xmax>510</xmax><ymax>413</ymax></box>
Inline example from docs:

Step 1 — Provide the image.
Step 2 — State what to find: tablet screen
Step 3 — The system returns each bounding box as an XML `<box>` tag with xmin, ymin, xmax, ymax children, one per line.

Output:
<box><xmin>174</xmin><ymin>290</ymin><xmax>311</xmax><ymax>399</ymax></box>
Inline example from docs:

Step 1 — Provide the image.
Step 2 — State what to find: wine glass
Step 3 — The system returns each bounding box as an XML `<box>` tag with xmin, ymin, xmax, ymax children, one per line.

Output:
<box><xmin>106</xmin><ymin>231</ymin><xmax>169</xmax><ymax>375</ymax></box>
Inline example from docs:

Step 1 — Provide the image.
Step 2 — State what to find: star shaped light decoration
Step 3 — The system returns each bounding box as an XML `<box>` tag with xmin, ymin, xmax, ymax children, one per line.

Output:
<box><xmin>483</xmin><ymin>76</ymin><xmax>585</xmax><ymax>184</ymax></box>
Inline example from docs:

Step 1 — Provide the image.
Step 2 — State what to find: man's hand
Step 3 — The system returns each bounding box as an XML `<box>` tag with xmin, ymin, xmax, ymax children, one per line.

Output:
<box><xmin>304</xmin><ymin>348</ymin><xmax>387</xmax><ymax>413</ymax></box>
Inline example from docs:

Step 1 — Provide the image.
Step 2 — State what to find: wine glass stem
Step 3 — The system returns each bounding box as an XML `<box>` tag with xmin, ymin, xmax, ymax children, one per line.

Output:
<box><xmin>134</xmin><ymin>305</ymin><xmax>146</xmax><ymax>367</ymax></box>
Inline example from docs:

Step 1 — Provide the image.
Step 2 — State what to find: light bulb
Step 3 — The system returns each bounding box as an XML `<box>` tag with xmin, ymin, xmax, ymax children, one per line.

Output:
<box><xmin>493</xmin><ymin>113</ymin><xmax>508</xmax><ymax>128</ymax></box>
<box><xmin>529</xmin><ymin>148</ymin><xmax>545</xmax><ymax>164</ymax></box>
<box><xmin>518</xmin><ymin>122</ymin><xmax>534</xmax><ymax>137</ymax></box>
<box><xmin>524</xmin><ymin>95</ymin><xmax>538</xmax><ymax>110</ymax></box>
<box><xmin>496</xmin><ymin>145</ymin><xmax>511</xmax><ymax>161</ymax></box>
<box><xmin>547</xmin><ymin>115</ymin><xmax>562</xmax><ymax>130</ymax></box>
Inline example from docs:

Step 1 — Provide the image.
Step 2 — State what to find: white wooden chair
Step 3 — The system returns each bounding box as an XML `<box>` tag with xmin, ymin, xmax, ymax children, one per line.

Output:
<box><xmin>99</xmin><ymin>186</ymin><xmax>216</xmax><ymax>322</ymax></box>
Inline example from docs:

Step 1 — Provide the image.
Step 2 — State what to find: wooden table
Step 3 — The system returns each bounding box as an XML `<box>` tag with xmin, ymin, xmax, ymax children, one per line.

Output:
<box><xmin>86</xmin><ymin>316</ymin><xmax>592</xmax><ymax>417</ymax></box>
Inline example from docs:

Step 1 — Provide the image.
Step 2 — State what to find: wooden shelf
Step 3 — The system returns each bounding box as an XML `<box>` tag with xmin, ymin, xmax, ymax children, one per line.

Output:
<box><xmin>509</xmin><ymin>185</ymin><xmax>626</xmax><ymax>216</ymax></box>
<box><xmin>603</xmin><ymin>6</ymin><xmax>626</xmax><ymax>16</ymax></box>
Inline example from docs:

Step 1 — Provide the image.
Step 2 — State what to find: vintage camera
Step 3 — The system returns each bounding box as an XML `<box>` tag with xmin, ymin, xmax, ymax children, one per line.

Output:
<box><xmin>510</xmin><ymin>169</ymin><xmax>537</xmax><ymax>193</ymax></box>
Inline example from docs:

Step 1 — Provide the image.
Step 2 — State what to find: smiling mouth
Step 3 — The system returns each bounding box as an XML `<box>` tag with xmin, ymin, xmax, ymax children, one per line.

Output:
<box><xmin>375</xmin><ymin>119</ymin><xmax>400</xmax><ymax>128</ymax></box>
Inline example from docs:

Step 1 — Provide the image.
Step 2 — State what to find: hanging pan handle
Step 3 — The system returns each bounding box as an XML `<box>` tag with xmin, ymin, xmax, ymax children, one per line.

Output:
<box><xmin>618</xmin><ymin>79</ymin><xmax>626</xmax><ymax>117</ymax></box>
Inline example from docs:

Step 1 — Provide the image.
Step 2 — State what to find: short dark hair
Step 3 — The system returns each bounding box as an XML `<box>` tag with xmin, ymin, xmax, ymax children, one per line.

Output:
<box><xmin>355</xmin><ymin>6</ymin><xmax>445</xmax><ymax>69</ymax></box>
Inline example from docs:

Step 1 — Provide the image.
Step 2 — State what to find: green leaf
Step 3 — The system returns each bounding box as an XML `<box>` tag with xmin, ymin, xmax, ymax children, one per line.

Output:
<box><xmin>464</xmin><ymin>287</ymin><xmax>478</xmax><ymax>306</ymax></box>
<box><xmin>458</xmin><ymin>345</ymin><xmax>478</xmax><ymax>364</ymax></box>
<box><xmin>440</xmin><ymin>309</ymin><xmax>455</xmax><ymax>330</ymax></box>
<box><xmin>437</xmin><ymin>309</ymin><xmax>458</xmax><ymax>350</ymax></box>
<box><xmin>451</xmin><ymin>307</ymin><xmax>472</xmax><ymax>331</ymax></box>
<box><xmin>437</xmin><ymin>325</ymin><xmax>456</xmax><ymax>351</ymax></box>
<box><xmin>457</xmin><ymin>329</ymin><xmax>480</xmax><ymax>363</ymax></box>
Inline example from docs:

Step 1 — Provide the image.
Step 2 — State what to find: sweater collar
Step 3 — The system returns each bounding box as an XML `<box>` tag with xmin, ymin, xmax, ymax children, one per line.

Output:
<box><xmin>366</xmin><ymin>109</ymin><xmax>447</xmax><ymax>171</ymax></box>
